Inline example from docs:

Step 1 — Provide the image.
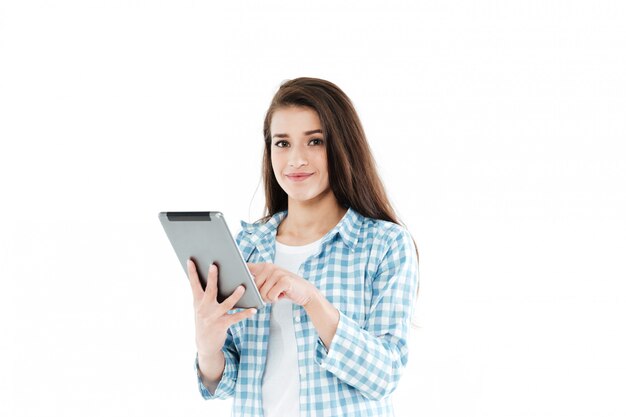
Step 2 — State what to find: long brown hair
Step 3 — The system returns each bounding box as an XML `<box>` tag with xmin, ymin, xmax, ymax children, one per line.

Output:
<box><xmin>259</xmin><ymin>77</ymin><xmax>419</xmax><ymax>264</ymax></box>
<box><xmin>262</xmin><ymin>78</ymin><xmax>391</xmax><ymax>219</ymax></box>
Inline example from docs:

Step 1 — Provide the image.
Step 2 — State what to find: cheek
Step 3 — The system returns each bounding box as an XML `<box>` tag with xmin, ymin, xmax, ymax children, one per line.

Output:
<box><xmin>271</xmin><ymin>153</ymin><xmax>283</xmax><ymax>176</ymax></box>
<box><xmin>314</xmin><ymin>152</ymin><xmax>328</xmax><ymax>175</ymax></box>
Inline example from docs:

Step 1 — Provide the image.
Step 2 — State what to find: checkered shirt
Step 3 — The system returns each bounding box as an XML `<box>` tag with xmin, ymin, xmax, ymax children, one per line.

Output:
<box><xmin>195</xmin><ymin>207</ymin><xmax>419</xmax><ymax>417</ymax></box>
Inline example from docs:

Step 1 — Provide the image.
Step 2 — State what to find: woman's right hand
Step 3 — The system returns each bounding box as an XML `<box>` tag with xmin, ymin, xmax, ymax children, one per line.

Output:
<box><xmin>187</xmin><ymin>259</ymin><xmax>257</xmax><ymax>359</ymax></box>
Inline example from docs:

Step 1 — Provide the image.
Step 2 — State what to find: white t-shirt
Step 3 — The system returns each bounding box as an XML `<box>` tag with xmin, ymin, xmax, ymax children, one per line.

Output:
<box><xmin>261</xmin><ymin>236</ymin><xmax>323</xmax><ymax>417</ymax></box>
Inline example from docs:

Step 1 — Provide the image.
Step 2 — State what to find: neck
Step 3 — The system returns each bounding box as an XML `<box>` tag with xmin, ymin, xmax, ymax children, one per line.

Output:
<box><xmin>277</xmin><ymin>190</ymin><xmax>348</xmax><ymax>243</ymax></box>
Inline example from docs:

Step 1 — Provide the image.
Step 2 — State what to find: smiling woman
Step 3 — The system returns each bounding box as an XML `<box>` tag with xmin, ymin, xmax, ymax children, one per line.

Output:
<box><xmin>191</xmin><ymin>77</ymin><xmax>420</xmax><ymax>417</ymax></box>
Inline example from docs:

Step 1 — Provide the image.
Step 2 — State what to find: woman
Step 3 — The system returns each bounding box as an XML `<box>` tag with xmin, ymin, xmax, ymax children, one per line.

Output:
<box><xmin>187</xmin><ymin>77</ymin><xmax>419</xmax><ymax>417</ymax></box>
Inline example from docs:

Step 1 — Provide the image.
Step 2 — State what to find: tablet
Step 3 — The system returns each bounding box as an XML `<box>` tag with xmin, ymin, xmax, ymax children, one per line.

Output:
<box><xmin>158</xmin><ymin>211</ymin><xmax>265</xmax><ymax>310</ymax></box>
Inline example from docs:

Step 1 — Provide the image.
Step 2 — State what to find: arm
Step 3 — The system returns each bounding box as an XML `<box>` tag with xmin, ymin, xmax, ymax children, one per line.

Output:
<box><xmin>194</xmin><ymin>228</ymin><xmax>250</xmax><ymax>400</ymax></box>
<box><xmin>303</xmin><ymin>290</ymin><xmax>340</xmax><ymax>352</ymax></box>
<box><xmin>197</xmin><ymin>350</ymin><xmax>225</xmax><ymax>394</ymax></box>
<box><xmin>195</xmin><ymin>327</ymin><xmax>239</xmax><ymax>399</ymax></box>
<box><xmin>311</xmin><ymin>228</ymin><xmax>419</xmax><ymax>400</ymax></box>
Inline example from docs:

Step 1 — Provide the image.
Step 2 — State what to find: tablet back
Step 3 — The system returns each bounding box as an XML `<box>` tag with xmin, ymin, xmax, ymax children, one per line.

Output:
<box><xmin>159</xmin><ymin>211</ymin><xmax>264</xmax><ymax>309</ymax></box>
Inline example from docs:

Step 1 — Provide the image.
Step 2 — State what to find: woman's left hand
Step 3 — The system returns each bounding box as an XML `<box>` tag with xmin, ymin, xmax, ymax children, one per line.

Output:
<box><xmin>247</xmin><ymin>262</ymin><xmax>317</xmax><ymax>306</ymax></box>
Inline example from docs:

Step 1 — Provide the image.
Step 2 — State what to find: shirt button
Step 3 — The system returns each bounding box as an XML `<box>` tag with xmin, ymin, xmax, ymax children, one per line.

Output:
<box><xmin>295</xmin><ymin>316</ymin><xmax>301</xmax><ymax>323</ymax></box>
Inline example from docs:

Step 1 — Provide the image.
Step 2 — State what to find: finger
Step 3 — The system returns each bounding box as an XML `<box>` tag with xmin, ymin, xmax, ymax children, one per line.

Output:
<box><xmin>267</xmin><ymin>278</ymin><xmax>291</xmax><ymax>302</ymax></box>
<box><xmin>204</xmin><ymin>263</ymin><xmax>218</xmax><ymax>302</ymax></box>
<box><xmin>247</xmin><ymin>262</ymin><xmax>271</xmax><ymax>276</ymax></box>
<box><xmin>252</xmin><ymin>268</ymin><xmax>268</xmax><ymax>289</ymax></box>
<box><xmin>250</xmin><ymin>262</ymin><xmax>273</xmax><ymax>290</ymax></box>
<box><xmin>220</xmin><ymin>285</ymin><xmax>246</xmax><ymax>312</ymax></box>
<box><xmin>187</xmin><ymin>259</ymin><xmax>203</xmax><ymax>303</ymax></box>
<box><xmin>247</xmin><ymin>263</ymin><xmax>261</xmax><ymax>283</ymax></box>
<box><xmin>226</xmin><ymin>307</ymin><xmax>258</xmax><ymax>326</ymax></box>
<box><xmin>258</xmin><ymin>269</ymin><xmax>280</xmax><ymax>301</ymax></box>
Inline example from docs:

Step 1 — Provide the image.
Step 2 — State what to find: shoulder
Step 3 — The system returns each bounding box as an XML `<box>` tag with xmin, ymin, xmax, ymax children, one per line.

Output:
<box><xmin>234</xmin><ymin>219</ymin><xmax>265</xmax><ymax>253</ymax></box>
<box><xmin>236</xmin><ymin>211</ymin><xmax>287</xmax><ymax>242</ymax></box>
<box><xmin>236</xmin><ymin>219</ymin><xmax>263</xmax><ymax>239</ymax></box>
<box><xmin>358</xmin><ymin>215</ymin><xmax>414</xmax><ymax>254</ymax></box>
<box><xmin>355</xmin><ymin>216</ymin><xmax>419</xmax><ymax>284</ymax></box>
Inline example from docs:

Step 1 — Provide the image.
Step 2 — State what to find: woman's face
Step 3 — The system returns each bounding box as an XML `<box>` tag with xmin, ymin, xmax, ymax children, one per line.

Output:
<box><xmin>270</xmin><ymin>106</ymin><xmax>331</xmax><ymax>205</ymax></box>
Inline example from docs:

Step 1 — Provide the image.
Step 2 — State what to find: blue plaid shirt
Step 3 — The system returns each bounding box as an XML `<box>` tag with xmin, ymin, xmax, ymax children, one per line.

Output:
<box><xmin>195</xmin><ymin>207</ymin><xmax>419</xmax><ymax>417</ymax></box>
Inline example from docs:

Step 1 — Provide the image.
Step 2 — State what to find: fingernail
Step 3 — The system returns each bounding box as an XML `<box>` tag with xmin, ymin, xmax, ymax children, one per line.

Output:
<box><xmin>187</xmin><ymin>259</ymin><xmax>192</xmax><ymax>267</ymax></box>
<box><xmin>210</xmin><ymin>264</ymin><xmax>216</xmax><ymax>272</ymax></box>
<box><xmin>250</xmin><ymin>308</ymin><xmax>257</xmax><ymax>314</ymax></box>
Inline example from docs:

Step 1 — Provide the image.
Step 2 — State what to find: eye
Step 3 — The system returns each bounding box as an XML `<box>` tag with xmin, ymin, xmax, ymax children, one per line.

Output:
<box><xmin>274</xmin><ymin>140</ymin><xmax>289</xmax><ymax>148</ymax></box>
<box><xmin>309</xmin><ymin>138</ymin><xmax>324</xmax><ymax>146</ymax></box>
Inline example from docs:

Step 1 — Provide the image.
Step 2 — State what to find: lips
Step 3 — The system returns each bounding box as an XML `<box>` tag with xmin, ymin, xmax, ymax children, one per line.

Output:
<box><xmin>286</xmin><ymin>173</ymin><xmax>313</xmax><ymax>181</ymax></box>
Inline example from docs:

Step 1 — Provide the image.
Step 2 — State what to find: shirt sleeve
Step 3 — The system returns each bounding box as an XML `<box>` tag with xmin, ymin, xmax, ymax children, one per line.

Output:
<box><xmin>314</xmin><ymin>227</ymin><xmax>419</xmax><ymax>401</ymax></box>
<box><xmin>195</xmin><ymin>327</ymin><xmax>240</xmax><ymax>400</ymax></box>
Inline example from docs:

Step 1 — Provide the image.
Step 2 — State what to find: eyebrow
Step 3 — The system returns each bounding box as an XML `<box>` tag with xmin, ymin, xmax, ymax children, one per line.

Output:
<box><xmin>272</xmin><ymin>129</ymin><xmax>323</xmax><ymax>139</ymax></box>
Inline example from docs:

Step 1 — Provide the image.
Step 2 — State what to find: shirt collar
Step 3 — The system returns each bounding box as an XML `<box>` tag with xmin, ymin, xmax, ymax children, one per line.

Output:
<box><xmin>240</xmin><ymin>206</ymin><xmax>364</xmax><ymax>252</ymax></box>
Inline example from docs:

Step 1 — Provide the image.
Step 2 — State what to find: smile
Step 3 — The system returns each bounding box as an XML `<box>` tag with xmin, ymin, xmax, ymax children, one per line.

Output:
<box><xmin>286</xmin><ymin>173</ymin><xmax>313</xmax><ymax>182</ymax></box>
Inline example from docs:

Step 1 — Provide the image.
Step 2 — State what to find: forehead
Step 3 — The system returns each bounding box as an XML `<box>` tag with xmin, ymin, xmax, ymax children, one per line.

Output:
<box><xmin>270</xmin><ymin>106</ymin><xmax>321</xmax><ymax>134</ymax></box>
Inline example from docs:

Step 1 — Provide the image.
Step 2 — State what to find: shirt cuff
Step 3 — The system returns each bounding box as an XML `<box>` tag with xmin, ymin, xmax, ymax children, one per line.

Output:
<box><xmin>313</xmin><ymin>309</ymin><xmax>407</xmax><ymax>400</ymax></box>
<box><xmin>195</xmin><ymin>351</ymin><xmax>237</xmax><ymax>400</ymax></box>
<box><xmin>314</xmin><ymin>309</ymin><xmax>359</xmax><ymax>370</ymax></box>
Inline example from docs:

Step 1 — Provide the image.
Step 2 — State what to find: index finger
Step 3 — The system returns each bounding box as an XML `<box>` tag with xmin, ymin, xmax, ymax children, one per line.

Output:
<box><xmin>247</xmin><ymin>262</ymin><xmax>262</xmax><ymax>276</ymax></box>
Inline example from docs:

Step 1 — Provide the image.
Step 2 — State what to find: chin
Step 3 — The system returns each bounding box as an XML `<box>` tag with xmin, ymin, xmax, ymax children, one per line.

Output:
<box><xmin>285</xmin><ymin>189</ymin><xmax>323</xmax><ymax>203</ymax></box>
<box><xmin>280</xmin><ymin>180</ymin><xmax>331</xmax><ymax>204</ymax></box>
<box><xmin>288</xmin><ymin>194</ymin><xmax>319</xmax><ymax>203</ymax></box>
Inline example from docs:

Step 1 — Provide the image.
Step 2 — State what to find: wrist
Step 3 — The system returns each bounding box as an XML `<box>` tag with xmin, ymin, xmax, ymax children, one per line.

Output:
<box><xmin>302</xmin><ymin>286</ymin><xmax>322</xmax><ymax>311</ymax></box>
<box><xmin>303</xmin><ymin>288</ymin><xmax>339</xmax><ymax>322</ymax></box>
<box><xmin>197</xmin><ymin>350</ymin><xmax>225</xmax><ymax>382</ymax></box>
<box><xmin>302</xmin><ymin>288</ymin><xmax>340</xmax><ymax>350</ymax></box>
<box><xmin>197</xmin><ymin>348</ymin><xmax>223</xmax><ymax>363</ymax></box>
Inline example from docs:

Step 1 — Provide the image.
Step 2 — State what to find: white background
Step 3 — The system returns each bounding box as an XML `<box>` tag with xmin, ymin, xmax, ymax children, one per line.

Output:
<box><xmin>1</xmin><ymin>1</ymin><xmax>625</xmax><ymax>416</ymax></box>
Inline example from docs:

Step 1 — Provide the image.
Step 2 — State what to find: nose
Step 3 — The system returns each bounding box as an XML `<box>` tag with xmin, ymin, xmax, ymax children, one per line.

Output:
<box><xmin>288</xmin><ymin>146</ymin><xmax>308</xmax><ymax>168</ymax></box>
